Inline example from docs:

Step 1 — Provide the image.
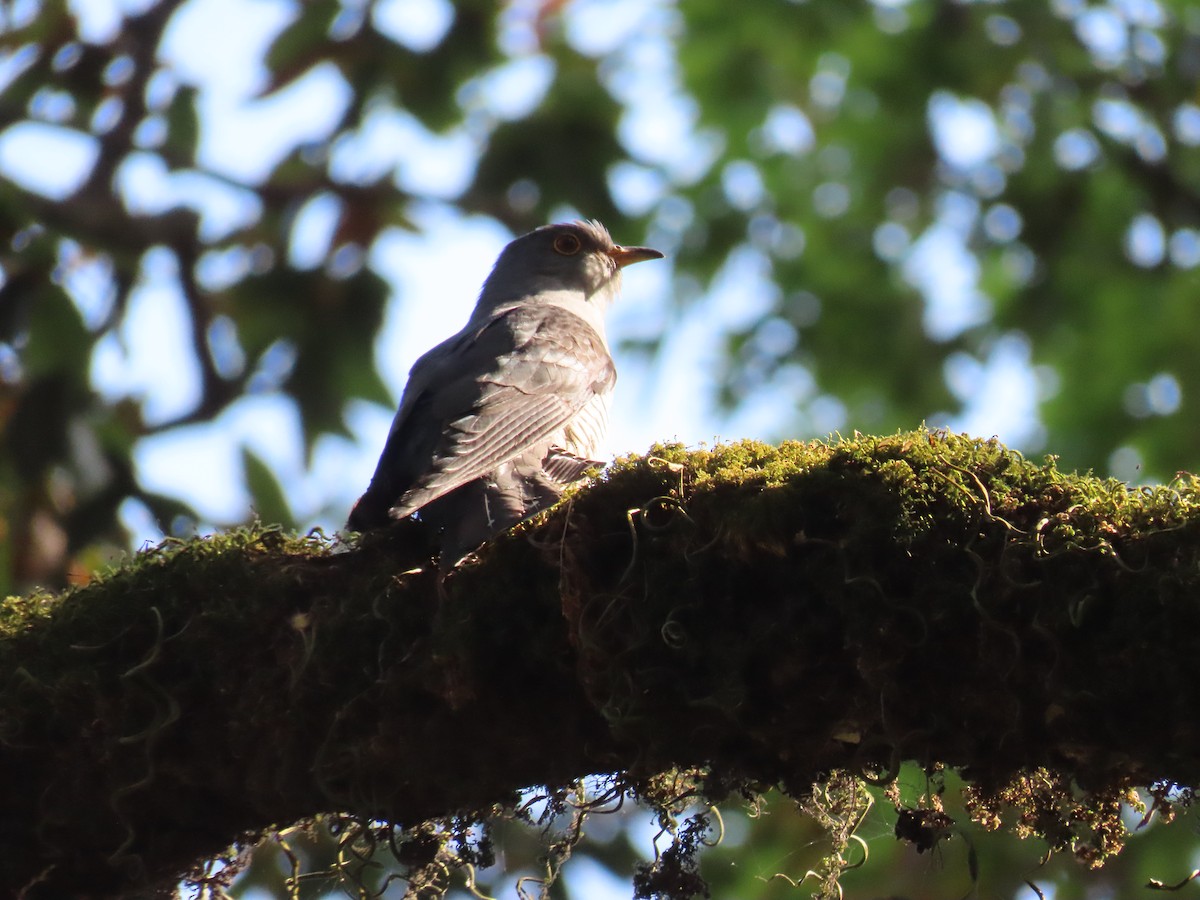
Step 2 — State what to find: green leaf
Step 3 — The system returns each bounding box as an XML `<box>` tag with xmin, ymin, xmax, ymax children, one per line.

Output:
<box><xmin>262</xmin><ymin>0</ymin><xmax>341</xmax><ymax>95</ymax></box>
<box><xmin>164</xmin><ymin>85</ymin><xmax>200</xmax><ymax>164</ymax></box>
<box><xmin>240</xmin><ymin>447</ymin><xmax>295</xmax><ymax>530</ymax></box>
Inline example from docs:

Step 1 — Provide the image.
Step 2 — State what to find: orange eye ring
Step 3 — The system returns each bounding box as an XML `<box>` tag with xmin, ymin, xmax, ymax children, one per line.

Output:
<box><xmin>553</xmin><ymin>233</ymin><xmax>582</xmax><ymax>255</ymax></box>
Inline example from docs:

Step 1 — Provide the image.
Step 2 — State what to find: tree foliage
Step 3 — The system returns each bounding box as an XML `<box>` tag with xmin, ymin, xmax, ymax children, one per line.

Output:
<box><xmin>4</xmin><ymin>0</ymin><xmax>1200</xmax><ymax>896</ymax></box>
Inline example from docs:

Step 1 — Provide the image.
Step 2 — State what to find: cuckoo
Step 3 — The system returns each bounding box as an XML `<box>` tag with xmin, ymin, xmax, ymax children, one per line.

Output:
<box><xmin>347</xmin><ymin>220</ymin><xmax>662</xmax><ymax>566</ymax></box>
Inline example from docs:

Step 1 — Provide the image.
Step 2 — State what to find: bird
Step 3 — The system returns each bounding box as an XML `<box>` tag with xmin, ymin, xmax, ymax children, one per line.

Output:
<box><xmin>347</xmin><ymin>219</ymin><xmax>663</xmax><ymax>568</ymax></box>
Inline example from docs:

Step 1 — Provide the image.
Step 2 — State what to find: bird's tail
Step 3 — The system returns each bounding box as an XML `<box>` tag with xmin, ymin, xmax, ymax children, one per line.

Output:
<box><xmin>346</xmin><ymin>489</ymin><xmax>393</xmax><ymax>532</ymax></box>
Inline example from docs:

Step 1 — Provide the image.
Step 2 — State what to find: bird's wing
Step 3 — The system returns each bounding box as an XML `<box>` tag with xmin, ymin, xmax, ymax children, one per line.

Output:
<box><xmin>349</xmin><ymin>303</ymin><xmax>614</xmax><ymax>528</ymax></box>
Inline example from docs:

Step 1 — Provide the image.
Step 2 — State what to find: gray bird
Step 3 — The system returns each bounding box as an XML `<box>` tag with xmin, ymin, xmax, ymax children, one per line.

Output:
<box><xmin>347</xmin><ymin>220</ymin><xmax>662</xmax><ymax>566</ymax></box>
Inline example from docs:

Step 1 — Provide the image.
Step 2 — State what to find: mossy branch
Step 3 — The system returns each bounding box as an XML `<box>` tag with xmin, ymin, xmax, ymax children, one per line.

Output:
<box><xmin>4</xmin><ymin>430</ymin><xmax>1200</xmax><ymax>898</ymax></box>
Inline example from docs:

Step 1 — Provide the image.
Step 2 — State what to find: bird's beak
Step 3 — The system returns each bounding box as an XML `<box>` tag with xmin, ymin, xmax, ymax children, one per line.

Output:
<box><xmin>608</xmin><ymin>245</ymin><xmax>664</xmax><ymax>268</ymax></box>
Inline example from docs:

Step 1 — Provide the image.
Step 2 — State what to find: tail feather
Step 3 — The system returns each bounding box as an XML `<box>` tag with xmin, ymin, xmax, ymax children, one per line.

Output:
<box><xmin>346</xmin><ymin>488</ymin><xmax>394</xmax><ymax>532</ymax></box>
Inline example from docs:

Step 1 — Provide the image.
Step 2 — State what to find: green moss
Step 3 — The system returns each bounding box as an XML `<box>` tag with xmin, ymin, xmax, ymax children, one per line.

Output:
<box><xmin>7</xmin><ymin>430</ymin><xmax>1200</xmax><ymax>898</ymax></box>
<box><xmin>559</xmin><ymin>428</ymin><xmax>1200</xmax><ymax>883</ymax></box>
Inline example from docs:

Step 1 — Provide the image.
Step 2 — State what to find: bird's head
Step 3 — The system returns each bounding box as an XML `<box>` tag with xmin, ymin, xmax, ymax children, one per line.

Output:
<box><xmin>478</xmin><ymin>220</ymin><xmax>663</xmax><ymax>312</ymax></box>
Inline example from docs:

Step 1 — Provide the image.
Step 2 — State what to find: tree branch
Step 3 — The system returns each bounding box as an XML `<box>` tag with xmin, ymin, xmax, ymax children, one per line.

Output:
<box><xmin>4</xmin><ymin>431</ymin><xmax>1200</xmax><ymax>898</ymax></box>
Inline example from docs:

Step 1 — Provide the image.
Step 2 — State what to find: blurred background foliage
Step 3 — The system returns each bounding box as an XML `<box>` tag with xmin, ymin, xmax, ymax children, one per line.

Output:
<box><xmin>3</xmin><ymin>0</ymin><xmax>1200</xmax><ymax>896</ymax></box>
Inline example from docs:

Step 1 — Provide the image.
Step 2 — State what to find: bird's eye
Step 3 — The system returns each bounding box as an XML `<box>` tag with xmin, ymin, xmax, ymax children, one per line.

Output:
<box><xmin>553</xmin><ymin>233</ymin><xmax>582</xmax><ymax>256</ymax></box>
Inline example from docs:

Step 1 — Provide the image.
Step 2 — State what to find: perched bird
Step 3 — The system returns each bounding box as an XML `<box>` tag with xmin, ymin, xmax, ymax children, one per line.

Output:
<box><xmin>347</xmin><ymin>220</ymin><xmax>662</xmax><ymax>566</ymax></box>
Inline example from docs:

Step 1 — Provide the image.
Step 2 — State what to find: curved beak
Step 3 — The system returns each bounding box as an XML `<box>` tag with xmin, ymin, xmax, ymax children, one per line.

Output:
<box><xmin>608</xmin><ymin>244</ymin><xmax>664</xmax><ymax>268</ymax></box>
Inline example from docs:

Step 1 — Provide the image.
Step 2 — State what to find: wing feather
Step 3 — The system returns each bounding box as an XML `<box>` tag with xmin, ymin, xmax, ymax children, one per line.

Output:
<box><xmin>359</xmin><ymin>303</ymin><xmax>614</xmax><ymax>522</ymax></box>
